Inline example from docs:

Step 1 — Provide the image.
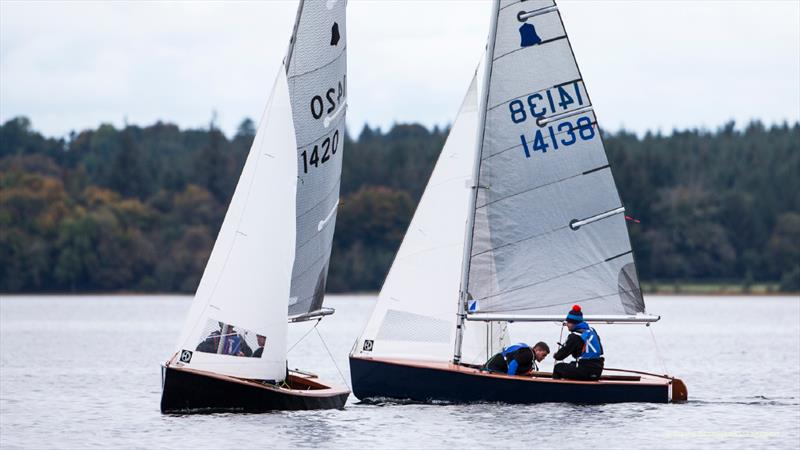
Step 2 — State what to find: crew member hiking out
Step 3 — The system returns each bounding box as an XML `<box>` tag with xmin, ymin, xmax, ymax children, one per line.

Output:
<box><xmin>484</xmin><ymin>342</ymin><xmax>550</xmax><ymax>376</ymax></box>
<box><xmin>553</xmin><ymin>305</ymin><xmax>604</xmax><ymax>381</ymax></box>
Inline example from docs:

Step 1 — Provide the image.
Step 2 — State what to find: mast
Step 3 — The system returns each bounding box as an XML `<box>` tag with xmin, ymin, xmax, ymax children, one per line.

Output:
<box><xmin>453</xmin><ymin>0</ymin><xmax>501</xmax><ymax>365</ymax></box>
<box><xmin>284</xmin><ymin>0</ymin><xmax>305</xmax><ymax>74</ymax></box>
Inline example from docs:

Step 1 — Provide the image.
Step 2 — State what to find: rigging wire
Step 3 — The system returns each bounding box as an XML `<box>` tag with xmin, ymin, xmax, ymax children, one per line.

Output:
<box><xmin>647</xmin><ymin>323</ymin><xmax>669</xmax><ymax>376</ymax></box>
<box><xmin>315</xmin><ymin>326</ymin><xmax>350</xmax><ymax>389</ymax></box>
<box><xmin>287</xmin><ymin>318</ymin><xmax>321</xmax><ymax>353</ymax></box>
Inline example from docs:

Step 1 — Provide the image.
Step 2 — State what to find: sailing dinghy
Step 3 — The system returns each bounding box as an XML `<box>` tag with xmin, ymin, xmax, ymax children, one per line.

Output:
<box><xmin>161</xmin><ymin>0</ymin><xmax>349</xmax><ymax>413</ymax></box>
<box><xmin>350</xmin><ymin>0</ymin><xmax>687</xmax><ymax>404</ymax></box>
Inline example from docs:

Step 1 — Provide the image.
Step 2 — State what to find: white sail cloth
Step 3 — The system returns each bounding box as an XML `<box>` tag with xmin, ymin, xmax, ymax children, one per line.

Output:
<box><xmin>352</xmin><ymin>65</ymin><xmax>508</xmax><ymax>366</ymax></box>
<box><xmin>466</xmin><ymin>0</ymin><xmax>646</xmax><ymax>318</ymax></box>
<box><xmin>171</xmin><ymin>69</ymin><xmax>297</xmax><ymax>381</ymax></box>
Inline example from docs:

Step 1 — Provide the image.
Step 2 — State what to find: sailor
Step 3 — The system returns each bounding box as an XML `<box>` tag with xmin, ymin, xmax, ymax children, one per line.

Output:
<box><xmin>484</xmin><ymin>342</ymin><xmax>550</xmax><ymax>376</ymax></box>
<box><xmin>252</xmin><ymin>334</ymin><xmax>266</xmax><ymax>358</ymax></box>
<box><xmin>553</xmin><ymin>305</ymin><xmax>605</xmax><ymax>380</ymax></box>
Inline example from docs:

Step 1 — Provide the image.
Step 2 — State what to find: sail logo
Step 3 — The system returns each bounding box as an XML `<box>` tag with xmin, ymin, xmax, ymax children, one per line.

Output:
<box><xmin>331</xmin><ymin>22</ymin><xmax>341</xmax><ymax>46</ymax></box>
<box><xmin>519</xmin><ymin>23</ymin><xmax>542</xmax><ymax>47</ymax></box>
<box><xmin>179</xmin><ymin>350</ymin><xmax>193</xmax><ymax>363</ymax></box>
<box><xmin>363</xmin><ymin>340</ymin><xmax>374</xmax><ymax>351</ymax></box>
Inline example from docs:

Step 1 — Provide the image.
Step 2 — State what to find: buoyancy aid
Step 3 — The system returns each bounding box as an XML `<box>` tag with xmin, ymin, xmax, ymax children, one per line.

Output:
<box><xmin>573</xmin><ymin>322</ymin><xmax>603</xmax><ymax>360</ymax></box>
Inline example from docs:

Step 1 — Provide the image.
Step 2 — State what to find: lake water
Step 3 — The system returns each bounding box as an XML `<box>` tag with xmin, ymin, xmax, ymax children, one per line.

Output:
<box><xmin>1</xmin><ymin>295</ymin><xmax>798</xmax><ymax>449</ymax></box>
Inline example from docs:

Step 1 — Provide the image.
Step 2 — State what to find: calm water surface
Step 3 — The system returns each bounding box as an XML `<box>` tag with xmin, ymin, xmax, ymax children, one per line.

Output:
<box><xmin>1</xmin><ymin>295</ymin><xmax>798</xmax><ymax>449</ymax></box>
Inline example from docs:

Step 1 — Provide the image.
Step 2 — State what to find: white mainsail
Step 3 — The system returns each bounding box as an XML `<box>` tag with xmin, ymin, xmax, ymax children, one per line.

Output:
<box><xmin>170</xmin><ymin>0</ymin><xmax>346</xmax><ymax>381</ymax></box>
<box><xmin>465</xmin><ymin>0</ymin><xmax>649</xmax><ymax>321</ymax></box>
<box><xmin>352</xmin><ymin>61</ymin><xmax>508</xmax><ymax>366</ymax></box>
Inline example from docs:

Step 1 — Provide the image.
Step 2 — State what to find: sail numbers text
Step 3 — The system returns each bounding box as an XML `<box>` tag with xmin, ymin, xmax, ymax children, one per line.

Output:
<box><xmin>310</xmin><ymin>75</ymin><xmax>347</xmax><ymax>121</ymax></box>
<box><xmin>508</xmin><ymin>81</ymin><xmax>584</xmax><ymax>124</ymax></box>
<box><xmin>519</xmin><ymin>116</ymin><xmax>595</xmax><ymax>157</ymax></box>
<box><xmin>301</xmin><ymin>130</ymin><xmax>340</xmax><ymax>173</ymax></box>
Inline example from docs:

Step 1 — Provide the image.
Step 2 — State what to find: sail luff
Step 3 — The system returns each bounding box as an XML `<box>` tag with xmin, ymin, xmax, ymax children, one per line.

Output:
<box><xmin>453</xmin><ymin>0</ymin><xmax>502</xmax><ymax>364</ymax></box>
<box><xmin>283</xmin><ymin>0</ymin><xmax>305</xmax><ymax>74</ymax></box>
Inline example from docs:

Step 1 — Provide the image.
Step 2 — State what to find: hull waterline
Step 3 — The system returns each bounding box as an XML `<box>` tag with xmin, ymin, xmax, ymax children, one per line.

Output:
<box><xmin>350</xmin><ymin>356</ymin><xmax>687</xmax><ymax>404</ymax></box>
<box><xmin>161</xmin><ymin>365</ymin><xmax>349</xmax><ymax>413</ymax></box>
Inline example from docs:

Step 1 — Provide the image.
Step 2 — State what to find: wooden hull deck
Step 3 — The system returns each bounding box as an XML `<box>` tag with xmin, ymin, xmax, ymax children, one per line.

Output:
<box><xmin>160</xmin><ymin>364</ymin><xmax>350</xmax><ymax>413</ymax></box>
<box><xmin>350</xmin><ymin>356</ymin><xmax>687</xmax><ymax>404</ymax></box>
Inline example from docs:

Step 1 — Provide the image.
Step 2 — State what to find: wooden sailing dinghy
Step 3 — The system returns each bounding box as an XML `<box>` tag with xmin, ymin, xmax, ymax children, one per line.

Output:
<box><xmin>161</xmin><ymin>0</ymin><xmax>349</xmax><ymax>413</ymax></box>
<box><xmin>350</xmin><ymin>0</ymin><xmax>686</xmax><ymax>404</ymax></box>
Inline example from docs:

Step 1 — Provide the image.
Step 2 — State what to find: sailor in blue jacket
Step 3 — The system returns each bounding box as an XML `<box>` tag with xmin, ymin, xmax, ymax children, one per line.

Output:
<box><xmin>553</xmin><ymin>305</ymin><xmax>605</xmax><ymax>380</ymax></box>
<box><xmin>484</xmin><ymin>342</ymin><xmax>550</xmax><ymax>376</ymax></box>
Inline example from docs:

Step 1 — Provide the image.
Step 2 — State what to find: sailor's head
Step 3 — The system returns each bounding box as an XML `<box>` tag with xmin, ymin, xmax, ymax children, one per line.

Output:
<box><xmin>565</xmin><ymin>304</ymin><xmax>584</xmax><ymax>331</ymax></box>
<box><xmin>257</xmin><ymin>334</ymin><xmax>266</xmax><ymax>347</ymax></box>
<box><xmin>533</xmin><ymin>342</ymin><xmax>550</xmax><ymax>362</ymax></box>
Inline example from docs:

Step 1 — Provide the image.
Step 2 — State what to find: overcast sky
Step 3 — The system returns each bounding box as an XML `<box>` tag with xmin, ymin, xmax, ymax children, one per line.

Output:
<box><xmin>1</xmin><ymin>0</ymin><xmax>798</xmax><ymax>138</ymax></box>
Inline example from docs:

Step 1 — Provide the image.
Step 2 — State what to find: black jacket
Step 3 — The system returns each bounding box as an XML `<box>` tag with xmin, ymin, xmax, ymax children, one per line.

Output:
<box><xmin>554</xmin><ymin>333</ymin><xmax>583</xmax><ymax>361</ymax></box>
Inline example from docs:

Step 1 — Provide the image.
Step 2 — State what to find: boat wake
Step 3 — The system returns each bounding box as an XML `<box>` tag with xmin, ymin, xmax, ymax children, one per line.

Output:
<box><xmin>356</xmin><ymin>397</ymin><xmax>456</xmax><ymax>406</ymax></box>
<box><xmin>689</xmin><ymin>396</ymin><xmax>798</xmax><ymax>407</ymax></box>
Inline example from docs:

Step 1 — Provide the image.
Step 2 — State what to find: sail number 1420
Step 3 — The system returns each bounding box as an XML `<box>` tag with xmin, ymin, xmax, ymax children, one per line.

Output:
<box><xmin>301</xmin><ymin>130</ymin><xmax>340</xmax><ymax>173</ymax></box>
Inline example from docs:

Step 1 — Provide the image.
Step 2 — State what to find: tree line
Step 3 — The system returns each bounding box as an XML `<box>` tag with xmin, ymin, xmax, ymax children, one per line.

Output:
<box><xmin>1</xmin><ymin>116</ymin><xmax>798</xmax><ymax>293</ymax></box>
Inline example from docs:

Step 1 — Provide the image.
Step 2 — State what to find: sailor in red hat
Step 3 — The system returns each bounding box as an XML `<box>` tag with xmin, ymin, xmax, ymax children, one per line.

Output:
<box><xmin>553</xmin><ymin>305</ymin><xmax>605</xmax><ymax>381</ymax></box>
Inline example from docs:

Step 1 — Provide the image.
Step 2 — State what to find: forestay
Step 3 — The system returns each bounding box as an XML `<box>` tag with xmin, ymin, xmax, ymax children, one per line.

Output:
<box><xmin>466</xmin><ymin>0</ymin><xmax>647</xmax><ymax>319</ymax></box>
<box><xmin>287</xmin><ymin>0</ymin><xmax>348</xmax><ymax>318</ymax></box>
<box><xmin>352</xmin><ymin>63</ymin><xmax>508</xmax><ymax>366</ymax></box>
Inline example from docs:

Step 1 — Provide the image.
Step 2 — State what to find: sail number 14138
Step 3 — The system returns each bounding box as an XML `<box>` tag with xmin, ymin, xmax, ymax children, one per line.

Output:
<box><xmin>519</xmin><ymin>116</ymin><xmax>595</xmax><ymax>157</ymax></box>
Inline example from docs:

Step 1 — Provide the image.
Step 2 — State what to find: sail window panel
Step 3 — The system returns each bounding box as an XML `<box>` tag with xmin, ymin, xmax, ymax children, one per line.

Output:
<box><xmin>493</xmin><ymin>6</ymin><xmax>565</xmax><ymax>61</ymax></box>
<box><xmin>487</xmin><ymin>39</ymin><xmax>579</xmax><ymax>110</ymax></box>
<box><xmin>376</xmin><ymin>310</ymin><xmax>451</xmax><ymax>344</ymax></box>
<box><xmin>288</xmin><ymin>59</ymin><xmax>347</xmax><ymax>148</ymax></box>
<box><xmin>474</xmin><ymin>254</ymin><xmax>637</xmax><ymax>316</ymax></box>
<box><xmin>286</xmin><ymin>1</ymin><xmax>347</xmax><ymax>79</ymax></box>
<box><xmin>471</xmin><ymin>169</ymin><xmax>623</xmax><ymax>256</ymax></box>
<box><xmin>468</xmin><ymin>214</ymin><xmax>634</xmax><ymax>312</ymax></box>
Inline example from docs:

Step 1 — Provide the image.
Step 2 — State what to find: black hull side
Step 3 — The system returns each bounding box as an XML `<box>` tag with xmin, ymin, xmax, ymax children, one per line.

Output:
<box><xmin>350</xmin><ymin>357</ymin><xmax>668</xmax><ymax>404</ymax></box>
<box><xmin>161</xmin><ymin>366</ymin><xmax>349</xmax><ymax>413</ymax></box>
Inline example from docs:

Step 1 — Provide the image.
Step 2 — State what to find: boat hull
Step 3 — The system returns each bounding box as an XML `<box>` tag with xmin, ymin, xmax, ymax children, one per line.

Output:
<box><xmin>161</xmin><ymin>365</ymin><xmax>349</xmax><ymax>413</ymax></box>
<box><xmin>350</xmin><ymin>356</ymin><xmax>685</xmax><ymax>404</ymax></box>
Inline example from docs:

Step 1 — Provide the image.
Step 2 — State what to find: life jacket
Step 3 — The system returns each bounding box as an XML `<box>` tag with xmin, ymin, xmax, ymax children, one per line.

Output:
<box><xmin>502</xmin><ymin>343</ymin><xmax>529</xmax><ymax>359</ymax></box>
<box><xmin>573</xmin><ymin>322</ymin><xmax>603</xmax><ymax>360</ymax></box>
<box><xmin>501</xmin><ymin>343</ymin><xmax>533</xmax><ymax>375</ymax></box>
